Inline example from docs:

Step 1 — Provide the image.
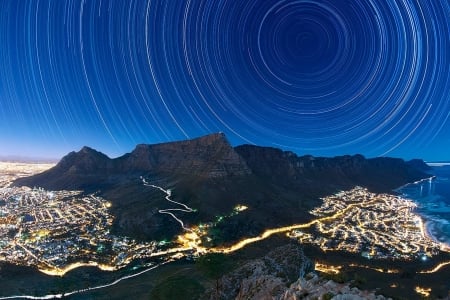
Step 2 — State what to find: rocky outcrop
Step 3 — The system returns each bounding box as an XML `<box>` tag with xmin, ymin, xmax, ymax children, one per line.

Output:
<box><xmin>280</xmin><ymin>273</ymin><xmax>390</xmax><ymax>300</ymax></box>
<box><xmin>204</xmin><ymin>244</ymin><xmax>314</xmax><ymax>299</ymax></box>
<box><xmin>202</xmin><ymin>244</ymin><xmax>390</xmax><ymax>300</ymax></box>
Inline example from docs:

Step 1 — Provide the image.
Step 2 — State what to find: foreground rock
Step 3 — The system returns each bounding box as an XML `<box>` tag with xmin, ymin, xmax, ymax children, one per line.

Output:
<box><xmin>203</xmin><ymin>244</ymin><xmax>390</xmax><ymax>300</ymax></box>
<box><xmin>203</xmin><ymin>244</ymin><xmax>314</xmax><ymax>299</ymax></box>
<box><xmin>281</xmin><ymin>273</ymin><xmax>390</xmax><ymax>300</ymax></box>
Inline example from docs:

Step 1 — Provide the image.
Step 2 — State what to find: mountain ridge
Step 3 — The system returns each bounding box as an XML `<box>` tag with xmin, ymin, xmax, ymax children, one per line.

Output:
<box><xmin>13</xmin><ymin>133</ymin><xmax>430</xmax><ymax>242</ymax></box>
<box><xmin>14</xmin><ymin>133</ymin><xmax>251</xmax><ymax>190</ymax></box>
<box><xmin>14</xmin><ymin>132</ymin><xmax>429</xmax><ymax>190</ymax></box>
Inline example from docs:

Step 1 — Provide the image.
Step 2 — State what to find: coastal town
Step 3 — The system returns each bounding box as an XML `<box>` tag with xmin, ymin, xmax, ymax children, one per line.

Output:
<box><xmin>0</xmin><ymin>161</ymin><xmax>449</xmax><ymax>294</ymax></box>
<box><xmin>289</xmin><ymin>186</ymin><xmax>443</xmax><ymax>260</ymax></box>
<box><xmin>0</xmin><ymin>163</ymin><xmax>244</xmax><ymax>276</ymax></box>
<box><xmin>0</xmin><ymin>163</ymin><xmax>162</xmax><ymax>275</ymax></box>
<box><xmin>0</xmin><ymin>184</ymin><xmax>162</xmax><ymax>275</ymax></box>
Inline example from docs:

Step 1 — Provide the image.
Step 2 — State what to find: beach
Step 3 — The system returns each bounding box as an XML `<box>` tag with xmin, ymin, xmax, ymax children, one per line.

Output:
<box><xmin>398</xmin><ymin>170</ymin><xmax>450</xmax><ymax>252</ymax></box>
<box><xmin>424</xmin><ymin>220</ymin><xmax>450</xmax><ymax>252</ymax></box>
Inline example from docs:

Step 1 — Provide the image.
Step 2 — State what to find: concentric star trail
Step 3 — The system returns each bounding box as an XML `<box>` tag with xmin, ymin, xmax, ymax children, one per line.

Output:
<box><xmin>0</xmin><ymin>0</ymin><xmax>449</xmax><ymax>160</ymax></box>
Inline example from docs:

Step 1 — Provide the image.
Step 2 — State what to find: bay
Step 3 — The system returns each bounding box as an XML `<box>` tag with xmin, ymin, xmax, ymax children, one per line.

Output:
<box><xmin>397</xmin><ymin>164</ymin><xmax>450</xmax><ymax>247</ymax></box>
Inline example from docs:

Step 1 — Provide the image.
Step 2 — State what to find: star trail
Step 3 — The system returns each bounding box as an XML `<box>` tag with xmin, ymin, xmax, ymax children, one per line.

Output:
<box><xmin>0</xmin><ymin>0</ymin><xmax>449</xmax><ymax>160</ymax></box>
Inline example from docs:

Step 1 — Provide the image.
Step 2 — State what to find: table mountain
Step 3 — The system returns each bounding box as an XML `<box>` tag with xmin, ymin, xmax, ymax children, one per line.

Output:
<box><xmin>15</xmin><ymin>133</ymin><xmax>251</xmax><ymax>190</ymax></box>
<box><xmin>13</xmin><ymin>133</ymin><xmax>430</xmax><ymax>242</ymax></box>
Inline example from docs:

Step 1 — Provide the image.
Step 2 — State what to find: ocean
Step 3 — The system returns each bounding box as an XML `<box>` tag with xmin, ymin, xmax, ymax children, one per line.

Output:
<box><xmin>397</xmin><ymin>165</ymin><xmax>450</xmax><ymax>247</ymax></box>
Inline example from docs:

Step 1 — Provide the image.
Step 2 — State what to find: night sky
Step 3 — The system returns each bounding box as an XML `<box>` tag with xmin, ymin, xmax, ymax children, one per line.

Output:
<box><xmin>1</xmin><ymin>0</ymin><xmax>449</xmax><ymax>161</ymax></box>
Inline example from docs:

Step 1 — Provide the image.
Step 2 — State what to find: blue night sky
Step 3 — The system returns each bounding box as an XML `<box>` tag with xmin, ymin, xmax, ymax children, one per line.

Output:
<box><xmin>0</xmin><ymin>0</ymin><xmax>449</xmax><ymax>161</ymax></box>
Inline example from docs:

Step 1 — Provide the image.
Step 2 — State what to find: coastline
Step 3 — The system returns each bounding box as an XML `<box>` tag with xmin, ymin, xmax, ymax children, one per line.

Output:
<box><xmin>395</xmin><ymin>173</ymin><xmax>450</xmax><ymax>252</ymax></box>
<box><xmin>423</xmin><ymin>219</ymin><xmax>450</xmax><ymax>252</ymax></box>
<box><xmin>394</xmin><ymin>176</ymin><xmax>436</xmax><ymax>192</ymax></box>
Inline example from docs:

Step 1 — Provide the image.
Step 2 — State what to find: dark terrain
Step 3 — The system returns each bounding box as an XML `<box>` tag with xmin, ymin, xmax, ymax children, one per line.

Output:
<box><xmin>14</xmin><ymin>133</ymin><xmax>430</xmax><ymax>243</ymax></box>
<box><xmin>6</xmin><ymin>133</ymin><xmax>448</xmax><ymax>299</ymax></box>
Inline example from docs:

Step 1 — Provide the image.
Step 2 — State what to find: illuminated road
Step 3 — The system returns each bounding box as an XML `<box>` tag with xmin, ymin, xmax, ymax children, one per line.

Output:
<box><xmin>213</xmin><ymin>196</ymin><xmax>378</xmax><ymax>254</ymax></box>
<box><xmin>419</xmin><ymin>261</ymin><xmax>450</xmax><ymax>274</ymax></box>
<box><xmin>0</xmin><ymin>262</ymin><xmax>168</xmax><ymax>300</ymax></box>
<box><xmin>39</xmin><ymin>262</ymin><xmax>116</xmax><ymax>277</ymax></box>
<box><xmin>142</xmin><ymin>177</ymin><xmax>195</xmax><ymax>231</ymax></box>
<box><xmin>2</xmin><ymin>182</ymin><xmax>450</xmax><ymax>299</ymax></box>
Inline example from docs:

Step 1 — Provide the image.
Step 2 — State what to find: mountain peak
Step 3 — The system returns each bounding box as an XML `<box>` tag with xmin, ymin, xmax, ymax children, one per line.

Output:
<box><xmin>407</xmin><ymin>158</ymin><xmax>432</xmax><ymax>171</ymax></box>
<box><xmin>80</xmin><ymin>146</ymin><xmax>96</xmax><ymax>153</ymax></box>
<box><xmin>55</xmin><ymin>146</ymin><xmax>110</xmax><ymax>174</ymax></box>
<box><xmin>67</xmin><ymin>146</ymin><xmax>110</xmax><ymax>160</ymax></box>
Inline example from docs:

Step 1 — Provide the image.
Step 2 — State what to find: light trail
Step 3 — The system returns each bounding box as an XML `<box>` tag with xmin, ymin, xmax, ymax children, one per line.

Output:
<box><xmin>415</xmin><ymin>286</ymin><xmax>432</xmax><ymax>297</ymax></box>
<box><xmin>39</xmin><ymin>262</ymin><xmax>116</xmax><ymax>277</ymax></box>
<box><xmin>2</xmin><ymin>184</ymin><xmax>450</xmax><ymax>299</ymax></box>
<box><xmin>419</xmin><ymin>261</ymin><xmax>450</xmax><ymax>274</ymax></box>
<box><xmin>315</xmin><ymin>263</ymin><xmax>342</xmax><ymax>274</ymax></box>
<box><xmin>213</xmin><ymin>221</ymin><xmax>316</xmax><ymax>253</ymax></box>
<box><xmin>213</xmin><ymin>199</ymin><xmax>377</xmax><ymax>254</ymax></box>
<box><xmin>142</xmin><ymin>177</ymin><xmax>195</xmax><ymax>231</ymax></box>
<box><xmin>0</xmin><ymin>262</ymin><xmax>168</xmax><ymax>300</ymax></box>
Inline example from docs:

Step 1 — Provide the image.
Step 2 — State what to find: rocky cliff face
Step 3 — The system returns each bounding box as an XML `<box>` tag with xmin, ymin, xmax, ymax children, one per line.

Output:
<box><xmin>14</xmin><ymin>133</ymin><xmax>251</xmax><ymax>190</ymax></box>
<box><xmin>121</xmin><ymin>132</ymin><xmax>251</xmax><ymax>177</ymax></box>
<box><xmin>15</xmin><ymin>133</ymin><xmax>428</xmax><ymax>193</ymax></box>
<box><xmin>235</xmin><ymin>145</ymin><xmax>428</xmax><ymax>193</ymax></box>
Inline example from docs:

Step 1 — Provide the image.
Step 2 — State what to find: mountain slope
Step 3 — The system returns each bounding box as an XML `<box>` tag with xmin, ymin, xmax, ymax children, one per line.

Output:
<box><xmin>235</xmin><ymin>145</ymin><xmax>429</xmax><ymax>193</ymax></box>
<box><xmin>13</xmin><ymin>133</ymin><xmax>430</xmax><ymax>242</ymax></box>
<box><xmin>15</xmin><ymin>133</ymin><xmax>251</xmax><ymax>190</ymax></box>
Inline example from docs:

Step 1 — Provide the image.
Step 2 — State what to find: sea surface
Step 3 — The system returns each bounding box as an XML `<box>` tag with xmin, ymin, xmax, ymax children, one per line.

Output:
<box><xmin>397</xmin><ymin>165</ymin><xmax>450</xmax><ymax>247</ymax></box>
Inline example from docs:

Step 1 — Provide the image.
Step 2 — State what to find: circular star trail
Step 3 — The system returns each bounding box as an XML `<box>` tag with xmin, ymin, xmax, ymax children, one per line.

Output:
<box><xmin>0</xmin><ymin>0</ymin><xmax>449</xmax><ymax>160</ymax></box>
